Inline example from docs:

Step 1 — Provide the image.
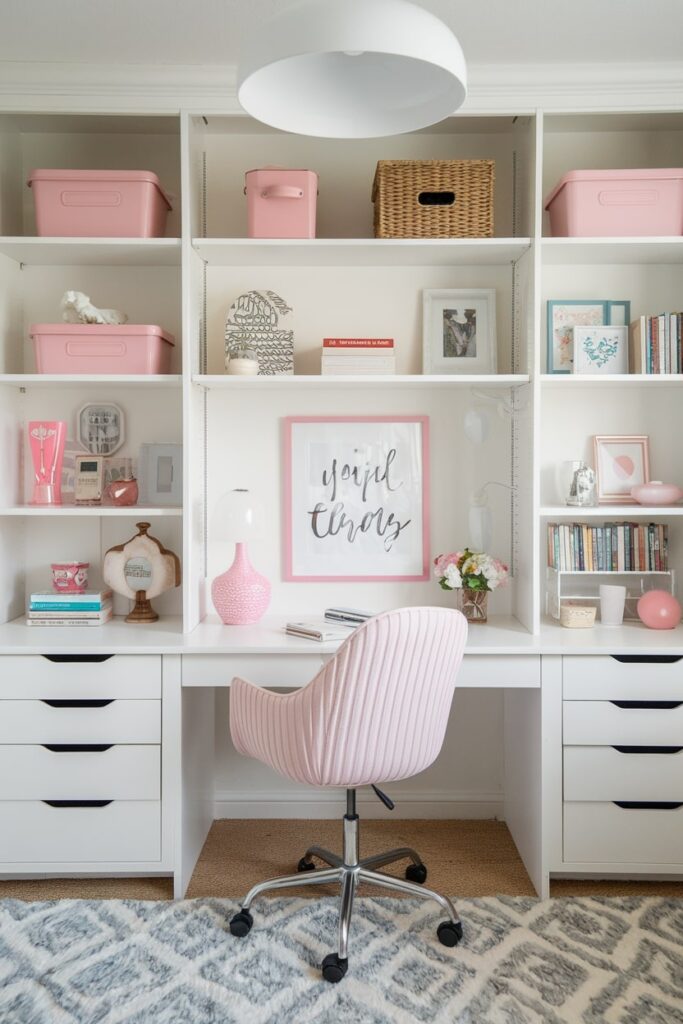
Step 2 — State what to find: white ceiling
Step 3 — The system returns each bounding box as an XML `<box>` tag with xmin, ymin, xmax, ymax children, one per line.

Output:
<box><xmin>0</xmin><ymin>0</ymin><xmax>680</xmax><ymax>67</ymax></box>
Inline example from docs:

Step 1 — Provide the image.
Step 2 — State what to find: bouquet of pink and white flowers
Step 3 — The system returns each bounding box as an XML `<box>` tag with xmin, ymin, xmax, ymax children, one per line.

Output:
<box><xmin>434</xmin><ymin>548</ymin><xmax>509</xmax><ymax>593</ymax></box>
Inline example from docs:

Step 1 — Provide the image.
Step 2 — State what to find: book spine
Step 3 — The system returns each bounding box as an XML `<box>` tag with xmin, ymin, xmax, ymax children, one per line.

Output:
<box><xmin>29</xmin><ymin>602</ymin><xmax>107</xmax><ymax>611</ymax></box>
<box><xmin>322</xmin><ymin>338</ymin><xmax>394</xmax><ymax>349</ymax></box>
<box><xmin>25</xmin><ymin>617</ymin><xmax>112</xmax><ymax>627</ymax></box>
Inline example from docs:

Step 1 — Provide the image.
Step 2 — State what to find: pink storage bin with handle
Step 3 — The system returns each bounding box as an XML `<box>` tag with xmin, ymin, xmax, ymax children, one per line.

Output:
<box><xmin>30</xmin><ymin>324</ymin><xmax>175</xmax><ymax>374</ymax></box>
<box><xmin>245</xmin><ymin>167</ymin><xmax>318</xmax><ymax>238</ymax></box>
<box><xmin>27</xmin><ymin>170</ymin><xmax>173</xmax><ymax>237</ymax></box>
<box><xmin>544</xmin><ymin>168</ymin><xmax>683</xmax><ymax>237</ymax></box>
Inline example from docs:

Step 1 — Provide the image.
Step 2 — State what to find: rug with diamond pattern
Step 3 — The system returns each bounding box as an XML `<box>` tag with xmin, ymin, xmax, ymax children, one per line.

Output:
<box><xmin>1</xmin><ymin>896</ymin><xmax>683</xmax><ymax>1023</ymax></box>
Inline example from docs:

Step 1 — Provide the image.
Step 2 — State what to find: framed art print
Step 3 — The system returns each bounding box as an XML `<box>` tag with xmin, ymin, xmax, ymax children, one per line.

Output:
<box><xmin>547</xmin><ymin>299</ymin><xmax>631</xmax><ymax>373</ymax></box>
<box><xmin>572</xmin><ymin>326</ymin><xmax>628</xmax><ymax>375</ymax></box>
<box><xmin>283</xmin><ymin>416</ymin><xmax>429</xmax><ymax>581</ymax></box>
<box><xmin>77</xmin><ymin>403</ymin><xmax>125</xmax><ymax>456</ymax></box>
<box><xmin>594</xmin><ymin>435</ymin><xmax>650</xmax><ymax>504</ymax></box>
<box><xmin>423</xmin><ymin>289</ymin><xmax>496</xmax><ymax>374</ymax></box>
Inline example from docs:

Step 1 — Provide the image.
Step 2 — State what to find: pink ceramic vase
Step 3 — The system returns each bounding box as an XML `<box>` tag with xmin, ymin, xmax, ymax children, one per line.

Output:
<box><xmin>211</xmin><ymin>542</ymin><xmax>271</xmax><ymax>625</ymax></box>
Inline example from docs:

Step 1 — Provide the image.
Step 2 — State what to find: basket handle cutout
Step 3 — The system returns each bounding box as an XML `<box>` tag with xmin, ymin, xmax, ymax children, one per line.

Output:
<box><xmin>418</xmin><ymin>190</ymin><xmax>456</xmax><ymax>206</ymax></box>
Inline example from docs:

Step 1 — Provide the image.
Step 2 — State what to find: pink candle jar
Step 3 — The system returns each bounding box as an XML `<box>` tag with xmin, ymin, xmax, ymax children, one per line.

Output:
<box><xmin>51</xmin><ymin>561</ymin><xmax>89</xmax><ymax>593</ymax></box>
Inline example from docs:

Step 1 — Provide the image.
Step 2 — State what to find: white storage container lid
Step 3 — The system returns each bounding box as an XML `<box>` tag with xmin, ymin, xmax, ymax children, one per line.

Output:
<box><xmin>27</xmin><ymin>169</ymin><xmax>173</xmax><ymax>210</ymax></box>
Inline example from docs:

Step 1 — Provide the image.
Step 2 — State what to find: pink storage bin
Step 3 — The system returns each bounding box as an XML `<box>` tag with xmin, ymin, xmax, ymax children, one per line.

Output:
<box><xmin>245</xmin><ymin>167</ymin><xmax>318</xmax><ymax>238</ymax></box>
<box><xmin>27</xmin><ymin>170</ymin><xmax>173</xmax><ymax>237</ymax></box>
<box><xmin>30</xmin><ymin>324</ymin><xmax>175</xmax><ymax>374</ymax></box>
<box><xmin>544</xmin><ymin>168</ymin><xmax>683</xmax><ymax>237</ymax></box>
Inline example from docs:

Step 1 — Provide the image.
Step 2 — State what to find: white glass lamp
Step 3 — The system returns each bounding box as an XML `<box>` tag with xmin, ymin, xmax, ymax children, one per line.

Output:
<box><xmin>237</xmin><ymin>0</ymin><xmax>467</xmax><ymax>138</ymax></box>
<box><xmin>211</xmin><ymin>489</ymin><xmax>271</xmax><ymax>625</ymax></box>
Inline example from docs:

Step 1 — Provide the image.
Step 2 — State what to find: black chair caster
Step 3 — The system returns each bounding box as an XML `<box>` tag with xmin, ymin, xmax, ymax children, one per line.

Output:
<box><xmin>437</xmin><ymin>920</ymin><xmax>463</xmax><ymax>947</ymax></box>
<box><xmin>229</xmin><ymin>908</ymin><xmax>254</xmax><ymax>937</ymax></box>
<box><xmin>297</xmin><ymin>856</ymin><xmax>316</xmax><ymax>872</ymax></box>
<box><xmin>405</xmin><ymin>862</ymin><xmax>427</xmax><ymax>884</ymax></box>
<box><xmin>321</xmin><ymin>952</ymin><xmax>348</xmax><ymax>983</ymax></box>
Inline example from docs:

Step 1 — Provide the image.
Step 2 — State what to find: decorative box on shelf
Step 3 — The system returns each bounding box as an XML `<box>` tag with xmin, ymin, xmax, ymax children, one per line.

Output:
<box><xmin>546</xmin><ymin>567</ymin><xmax>675</xmax><ymax>621</ymax></box>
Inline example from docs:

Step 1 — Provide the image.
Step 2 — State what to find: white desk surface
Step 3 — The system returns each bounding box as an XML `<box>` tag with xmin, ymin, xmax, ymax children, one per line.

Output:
<box><xmin>2</xmin><ymin>613</ymin><xmax>683</xmax><ymax>656</ymax></box>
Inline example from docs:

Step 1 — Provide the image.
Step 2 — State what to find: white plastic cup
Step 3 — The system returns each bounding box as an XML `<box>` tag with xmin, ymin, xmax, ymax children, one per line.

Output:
<box><xmin>599</xmin><ymin>584</ymin><xmax>627</xmax><ymax>627</ymax></box>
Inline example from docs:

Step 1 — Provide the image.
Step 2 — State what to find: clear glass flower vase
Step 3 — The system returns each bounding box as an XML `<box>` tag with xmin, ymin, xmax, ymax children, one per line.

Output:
<box><xmin>455</xmin><ymin>587</ymin><xmax>488</xmax><ymax>623</ymax></box>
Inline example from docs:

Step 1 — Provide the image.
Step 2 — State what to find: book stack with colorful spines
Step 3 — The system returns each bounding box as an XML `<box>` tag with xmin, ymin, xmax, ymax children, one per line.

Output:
<box><xmin>547</xmin><ymin>523</ymin><xmax>668</xmax><ymax>572</ymax></box>
<box><xmin>629</xmin><ymin>314</ymin><xmax>683</xmax><ymax>374</ymax></box>
<box><xmin>27</xmin><ymin>589</ymin><xmax>113</xmax><ymax>627</ymax></box>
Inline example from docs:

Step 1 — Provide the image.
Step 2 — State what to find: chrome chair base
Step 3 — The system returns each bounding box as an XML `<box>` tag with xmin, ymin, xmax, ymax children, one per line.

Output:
<box><xmin>229</xmin><ymin>791</ymin><xmax>462</xmax><ymax>981</ymax></box>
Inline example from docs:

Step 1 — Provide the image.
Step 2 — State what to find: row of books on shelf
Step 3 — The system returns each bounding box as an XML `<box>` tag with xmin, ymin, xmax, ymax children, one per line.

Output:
<box><xmin>547</xmin><ymin>522</ymin><xmax>669</xmax><ymax>573</ymax></box>
<box><xmin>320</xmin><ymin>338</ymin><xmax>395</xmax><ymax>376</ymax></box>
<box><xmin>286</xmin><ymin>607</ymin><xmax>372</xmax><ymax>641</ymax></box>
<box><xmin>26</xmin><ymin>589</ymin><xmax>112</xmax><ymax>627</ymax></box>
<box><xmin>630</xmin><ymin>313</ymin><xmax>683</xmax><ymax>374</ymax></box>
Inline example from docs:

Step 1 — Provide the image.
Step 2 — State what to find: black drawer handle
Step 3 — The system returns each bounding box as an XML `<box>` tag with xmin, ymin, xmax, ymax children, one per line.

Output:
<box><xmin>610</xmin><ymin>700</ymin><xmax>683</xmax><ymax>710</ymax></box>
<box><xmin>614</xmin><ymin>801</ymin><xmax>683</xmax><ymax>810</ymax></box>
<box><xmin>41</xmin><ymin>699</ymin><xmax>114</xmax><ymax>708</ymax></box>
<box><xmin>42</xmin><ymin>800</ymin><xmax>113</xmax><ymax>808</ymax></box>
<box><xmin>418</xmin><ymin>190</ymin><xmax>455</xmax><ymax>207</ymax></box>
<box><xmin>42</xmin><ymin>655</ymin><xmax>114</xmax><ymax>664</ymax></box>
<box><xmin>611</xmin><ymin>655</ymin><xmax>682</xmax><ymax>664</ymax></box>
<box><xmin>613</xmin><ymin>745</ymin><xmax>683</xmax><ymax>754</ymax></box>
<box><xmin>42</xmin><ymin>744</ymin><xmax>113</xmax><ymax>753</ymax></box>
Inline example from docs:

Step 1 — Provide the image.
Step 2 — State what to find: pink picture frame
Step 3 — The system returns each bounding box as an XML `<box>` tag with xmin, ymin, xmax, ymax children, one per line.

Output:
<box><xmin>283</xmin><ymin>415</ymin><xmax>430</xmax><ymax>581</ymax></box>
<box><xmin>593</xmin><ymin>434</ymin><xmax>650</xmax><ymax>504</ymax></box>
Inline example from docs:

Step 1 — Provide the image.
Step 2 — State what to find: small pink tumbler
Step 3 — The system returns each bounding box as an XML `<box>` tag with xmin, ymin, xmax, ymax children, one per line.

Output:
<box><xmin>51</xmin><ymin>562</ymin><xmax>89</xmax><ymax>593</ymax></box>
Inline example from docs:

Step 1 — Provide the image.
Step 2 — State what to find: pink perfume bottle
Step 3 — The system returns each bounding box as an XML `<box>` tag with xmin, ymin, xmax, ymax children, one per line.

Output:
<box><xmin>105</xmin><ymin>457</ymin><xmax>138</xmax><ymax>506</ymax></box>
<box><xmin>28</xmin><ymin>421</ymin><xmax>67</xmax><ymax>504</ymax></box>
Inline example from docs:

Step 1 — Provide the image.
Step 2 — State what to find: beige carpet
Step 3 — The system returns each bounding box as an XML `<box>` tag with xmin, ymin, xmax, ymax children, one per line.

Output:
<box><xmin>2</xmin><ymin>819</ymin><xmax>683</xmax><ymax>901</ymax></box>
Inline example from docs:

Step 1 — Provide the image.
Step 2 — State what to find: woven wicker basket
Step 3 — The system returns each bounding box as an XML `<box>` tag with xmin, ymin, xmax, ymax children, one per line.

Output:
<box><xmin>372</xmin><ymin>159</ymin><xmax>495</xmax><ymax>238</ymax></box>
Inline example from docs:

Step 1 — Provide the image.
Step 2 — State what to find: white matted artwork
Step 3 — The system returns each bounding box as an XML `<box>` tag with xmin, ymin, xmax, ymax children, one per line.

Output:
<box><xmin>283</xmin><ymin>416</ymin><xmax>429</xmax><ymax>581</ymax></box>
<box><xmin>572</xmin><ymin>326</ymin><xmax>628</xmax><ymax>375</ymax></box>
<box><xmin>423</xmin><ymin>289</ymin><xmax>496</xmax><ymax>374</ymax></box>
<box><xmin>594</xmin><ymin>435</ymin><xmax>650</xmax><ymax>504</ymax></box>
<box><xmin>77</xmin><ymin>403</ymin><xmax>124</xmax><ymax>456</ymax></box>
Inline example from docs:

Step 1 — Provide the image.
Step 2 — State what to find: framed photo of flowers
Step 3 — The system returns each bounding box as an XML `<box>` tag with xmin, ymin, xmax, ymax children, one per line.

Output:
<box><xmin>283</xmin><ymin>415</ymin><xmax>429</xmax><ymax>581</ymax></box>
<box><xmin>423</xmin><ymin>289</ymin><xmax>496</xmax><ymax>374</ymax></box>
<box><xmin>593</xmin><ymin>435</ymin><xmax>650</xmax><ymax>504</ymax></box>
<box><xmin>547</xmin><ymin>299</ymin><xmax>631</xmax><ymax>374</ymax></box>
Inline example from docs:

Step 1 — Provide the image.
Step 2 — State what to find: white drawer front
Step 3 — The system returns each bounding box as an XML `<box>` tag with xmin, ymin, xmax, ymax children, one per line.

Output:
<box><xmin>457</xmin><ymin>655</ymin><xmax>540</xmax><ymax>689</ymax></box>
<box><xmin>564</xmin><ymin>801</ymin><xmax>683</xmax><ymax>865</ymax></box>
<box><xmin>0</xmin><ymin>800</ymin><xmax>160</xmax><ymax>863</ymax></box>
<box><xmin>564</xmin><ymin>746</ymin><xmax>683</xmax><ymax>802</ymax></box>
<box><xmin>0</xmin><ymin>655</ymin><xmax>161</xmax><ymax>699</ymax></box>
<box><xmin>563</xmin><ymin>656</ymin><xmax>683</xmax><ymax>701</ymax></box>
<box><xmin>563</xmin><ymin>700</ymin><xmax>683</xmax><ymax>746</ymax></box>
<box><xmin>0</xmin><ymin>745</ymin><xmax>160</xmax><ymax>801</ymax></box>
<box><xmin>0</xmin><ymin>700</ymin><xmax>160</xmax><ymax>744</ymax></box>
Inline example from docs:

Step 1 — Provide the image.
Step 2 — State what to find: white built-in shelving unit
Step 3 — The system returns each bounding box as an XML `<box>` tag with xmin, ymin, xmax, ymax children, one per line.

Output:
<box><xmin>0</xmin><ymin>105</ymin><xmax>682</xmax><ymax>650</ymax></box>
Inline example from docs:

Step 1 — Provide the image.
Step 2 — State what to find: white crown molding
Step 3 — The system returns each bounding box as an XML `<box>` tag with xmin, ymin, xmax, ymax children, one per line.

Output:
<box><xmin>0</xmin><ymin>60</ymin><xmax>681</xmax><ymax>115</ymax></box>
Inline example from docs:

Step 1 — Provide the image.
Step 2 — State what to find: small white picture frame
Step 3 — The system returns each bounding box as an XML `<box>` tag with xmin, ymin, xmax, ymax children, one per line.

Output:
<box><xmin>423</xmin><ymin>289</ymin><xmax>497</xmax><ymax>375</ymax></box>
<box><xmin>572</xmin><ymin>326</ymin><xmax>628</xmax><ymax>375</ymax></box>
<box><xmin>77</xmin><ymin>403</ymin><xmax>125</xmax><ymax>456</ymax></box>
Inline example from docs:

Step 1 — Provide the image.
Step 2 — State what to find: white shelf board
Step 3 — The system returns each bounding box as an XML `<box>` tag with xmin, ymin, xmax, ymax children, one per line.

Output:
<box><xmin>0</xmin><ymin>505</ymin><xmax>182</xmax><ymax>517</ymax></box>
<box><xmin>0</xmin><ymin>237</ymin><xmax>181</xmax><ymax>267</ymax></box>
<box><xmin>193</xmin><ymin>237</ymin><xmax>531</xmax><ymax>267</ymax></box>
<box><xmin>0</xmin><ymin>615</ymin><xmax>184</xmax><ymax>654</ymax></box>
<box><xmin>193</xmin><ymin>373</ymin><xmax>530</xmax><ymax>390</ymax></box>
<box><xmin>0</xmin><ymin>374</ymin><xmax>182</xmax><ymax>389</ymax></box>
<box><xmin>541</xmin><ymin>374</ymin><xmax>683</xmax><ymax>387</ymax></box>
<box><xmin>540</xmin><ymin>506</ymin><xmax>683</xmax><ymax>517</ymax></box>
<box><xmin>542</xmin><ymin>237</ymin><xmax>683</xmax><ymax>265</ymax></box>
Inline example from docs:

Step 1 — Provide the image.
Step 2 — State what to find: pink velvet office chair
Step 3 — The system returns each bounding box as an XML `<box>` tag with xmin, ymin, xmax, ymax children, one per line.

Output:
<box><xmin>228</xmin><ymin>606</ymin><xmax>468</xmax><ymax>982</ymax></box>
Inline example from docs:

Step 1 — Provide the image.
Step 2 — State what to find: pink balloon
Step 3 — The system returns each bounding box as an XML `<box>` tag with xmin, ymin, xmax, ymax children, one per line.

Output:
<box><xmin>637</xmin><ymin>590</ymin><xmax>682</xmax><ymax>630</ymax></box>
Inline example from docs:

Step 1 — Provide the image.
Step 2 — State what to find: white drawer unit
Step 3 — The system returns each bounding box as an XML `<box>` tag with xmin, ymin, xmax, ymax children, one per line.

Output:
<box><xmin>563</xmin><ymin>699</ymin><xmax>683</xmax><ymax>746</ymax></box>
<box><xmin>0</xmin><ymin>655</ymin><xmax>161</xmax><ymax>700</ymax></box>
<box><xmin>564</xmin><ymin>746</ymin><xmax>683</xmax><ymax>802</ymax></box>
<box><xmin>563</xmin><ymin>655</ymin><xmax>683</xmax><ymax>701</ymax></box>
<box><xmin>0</xmin><ymin>699</ymin><xmax>160</xmax><ymax>744</ymax></box>
<box><xmin>564</xmin><ymin>801</ymin><xmax>683</xmax><ymax>865</ymax></box>
<box><xmin>0</xmin><ymin>800</ymin><xmax>161</xmax><ymax>863</ymax></box>
<box><xmin>0</xmin><ymin>745</ymin><xmax>160</xmax><ymax>801</ymax></box>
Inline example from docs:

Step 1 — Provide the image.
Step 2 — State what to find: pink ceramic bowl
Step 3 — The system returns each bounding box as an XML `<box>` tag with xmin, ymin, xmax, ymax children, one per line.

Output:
<box><xmin>51</xmin><ymin>561</ymin><xmax>89</xmax><ymax>593</ymax></box>
<box><xmin>630</xmin><ymin>481</ymin><xmax>683</xmax><ymax>506</ymax></box>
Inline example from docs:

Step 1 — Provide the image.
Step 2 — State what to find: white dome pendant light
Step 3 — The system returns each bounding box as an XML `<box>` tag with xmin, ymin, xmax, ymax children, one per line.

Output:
<box><xmin>237</xmin><ymin>0</ymin><xmax>467</xmax><ymax>138</ymax></box>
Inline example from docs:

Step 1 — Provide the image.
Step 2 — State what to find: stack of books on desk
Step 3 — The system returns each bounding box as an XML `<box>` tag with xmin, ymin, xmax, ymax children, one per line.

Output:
<box><xmin>27</xmin><ymin>589</ymin><xmax>113</xmax><ymax>627</ymax></box>
<box><xmin>286</xmin><ymin>619</ymin><xmax>353</xmax><ymax>642</ymax></box>
<box><xmin>321</xmin><ymin>338</ymin><xmax>395</xmax><ymax>375</ymax></box>
<box><xmin>324</xmin><ymin>607</ymin><xmax>373</xmax><ymax>626</ymax></box>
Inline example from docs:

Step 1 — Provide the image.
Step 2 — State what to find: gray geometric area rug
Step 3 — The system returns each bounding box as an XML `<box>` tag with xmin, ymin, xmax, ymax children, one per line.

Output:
<box><xmin>1</xmin><ymin>896</ymin><xmax>683</xmax><ymax>1024</ymax></box>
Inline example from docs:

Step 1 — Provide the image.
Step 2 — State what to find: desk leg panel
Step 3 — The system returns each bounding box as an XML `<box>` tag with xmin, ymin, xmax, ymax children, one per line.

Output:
<box><xmin>176</xmin><ymin>685</ymin><xmax>215</xmax><ymax>899</ymax></box>
<box><xmin>503</xmin><ymin>685</ymin><xmax>545</xmax><ymax>897</ymax></box>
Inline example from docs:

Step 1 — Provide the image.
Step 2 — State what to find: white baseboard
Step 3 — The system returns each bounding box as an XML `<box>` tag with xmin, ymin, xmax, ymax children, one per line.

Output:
<box><xmin>214</xmin><ymin>789</ymin><xmax>503</xmax><ymax>820</ymax></box>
